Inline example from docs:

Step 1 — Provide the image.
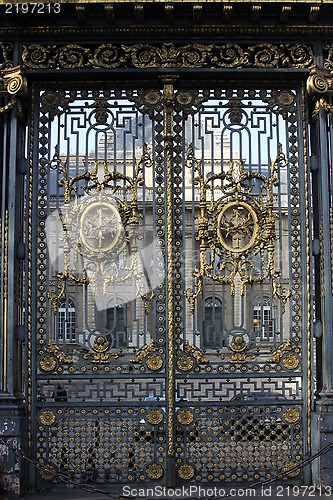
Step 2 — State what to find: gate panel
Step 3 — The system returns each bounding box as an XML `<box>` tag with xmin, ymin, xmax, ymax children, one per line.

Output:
<box><xmin>31</xmin><ymin>86</ymin><xmax>168</xmax><ymax>483</ymax></box>
<box><xmin>175</xmin><ymin>86</ymin><xmax>310</xmax><ymax>483</ymax></box>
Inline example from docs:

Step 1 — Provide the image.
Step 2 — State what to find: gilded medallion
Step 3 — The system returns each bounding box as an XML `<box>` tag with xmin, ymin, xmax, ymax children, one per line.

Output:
<box><xmin>38</xmin><ymin>464</ymin><xmax>57</xmax><ymax>481</ymax></box>
<box><xmin>178</xmin><ymin>464</ymin><xmax>195</xmax><ymax>480</ymax></box>
<box><xmin>283</xmin><ymin>408</ymin><xmax>300</xmax><ymax>424</ymax></box>
<box><xmin>146</xmin><ymin>353</ymin><xmax>163</xmax><ymax>371</ymax></box>
<box><xmin>80</xmin><ymin>201</ymin><xmax>122</xmax><ymax>254</ymax></box>
<box><xmin>282</xmin><ymin>353</ymin><xmax>300</xmax><ymax>370</ymax></box>
<box><xmin>146</xmin><ymin>463</ymin><xmax>164</xmax><ymax>480</ymax></box>
<box><xmin>177</xmin><ymin>410</ymin><xmax>194</xmax><ymax>426</ymax></box>
<box><xmin>217</xmin><ymin>201</ymin><xmax>258</xmax><ymax>254</ymax></box>
<box><xmin>146</xmin><ymin>409</ymin><xmax>164</xmax><ymax>425</ymax></box>
<box><xmin>177</xmin><ymin>355</ymin><xmax>195</xmax><ymax>372</ymax></box>
<box><xmin>39</xmin><ymin>411</ymin><xmax>56</xmax><ymax>426</ymax></box>
<box><xmin>39</xmin><ymin>355</ymin><xmax>57</xmax><ymax>372</ymax></box>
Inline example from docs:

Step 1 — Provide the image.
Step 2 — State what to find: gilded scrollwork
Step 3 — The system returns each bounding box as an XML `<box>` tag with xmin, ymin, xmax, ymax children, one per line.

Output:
<box><xmin>0</xmin><ymin>65</ymin><xmax>27</xmax><ymax>119</ymax></box>
<box><xmin>22</xmin><ymin>42</ymin><xmax>314</xmax><ymax>71</ymax></box>
<box><xmin>130</xmin><ymin>339</ymin><xmax>160</xmax><ymax>365</ymax></box>
<box><xmin>47</xmin><ymin>143</ymin><xmax>155</xmax><ymax>313</ymax></box>
<box><xmin>306</xmin><ymin>65</ymin><xmax>333</xmax><ymax>120</ymax></box>
<box><xmin>183</xmin><ymin>340</ymin><xmax>208</xmax><ymax>365</ymax></box>
<box><xmin>47</xmin><ymin>341</ymin><xmax>73</xmax><ymax>365</ymax></box>
<box><xmin>184</xmin><ymin>142</ymin><xmax>291</xmax><ymax>313</ymax></box>
<box><xmin>266</xmin><ymin>338</ymin><xmax>302</xmax><ymax>370</ymax></box>
<box><xmin>266</xmin><ymin>339</ymin><xmax>291</xmax><ymax>363</ymax></box>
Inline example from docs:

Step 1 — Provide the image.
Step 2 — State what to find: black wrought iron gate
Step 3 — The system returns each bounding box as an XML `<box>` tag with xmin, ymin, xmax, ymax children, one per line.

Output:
<box><xmin>29</xmin><ymin>75</ymin><xmax>310</xmax><ymax>487</ymax></box>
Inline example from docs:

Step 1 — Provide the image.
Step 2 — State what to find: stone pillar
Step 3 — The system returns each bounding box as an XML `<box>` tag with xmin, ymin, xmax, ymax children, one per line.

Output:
<box><xmin>0</xmin><ymin>64</ymin><xmax>27</xmax><ymax>495</ymax></box>
<box><xmin>307</xmin><ymin>66</ymin><xmax>333</xmax><ymax>485</ymax></box>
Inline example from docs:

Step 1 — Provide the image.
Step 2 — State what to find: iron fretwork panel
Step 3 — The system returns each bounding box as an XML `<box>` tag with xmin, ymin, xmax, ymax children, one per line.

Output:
<box><xmin>175</xmin><ymin>87</ymin><xmax>309</xmax><ymax>483</ymax></box>
<box><xmin>32</xmin><ymin>87</ymin><xmax>168</xmax><ymax>483</ymax></box>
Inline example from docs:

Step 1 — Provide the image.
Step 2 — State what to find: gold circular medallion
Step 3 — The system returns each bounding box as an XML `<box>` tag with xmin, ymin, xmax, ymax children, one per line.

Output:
<box><xmin>177</xmin><ymin>410</ymin><xmax>194</xmax><ymax>426</ymax></box>
<box><xmin>217</xmin><ymin>201</ymin><xmax>259</xmax><ymax>254</ymax></box>
<box><xmin>177</xmin><ymin>355</ymin><xmax>194</xmax><ymax>372</ymax></box>
<box><xmin>38</xmin><ymin>463</ymin><xmax>57</xmax><ymax>481</ymax></box>
<box><xmin>283</xmin><ymin>408</ymin><xmax>300</xmax><ymax>424</ymax></box>
<box><xmin>39</xmin><ymin>411</ymin><xmax>56</xmax><ymax>426</ymax></box>
<box><xmin>39</xmin><ymin>355</ymin><xmax>57</xmax><ymax>372</ymax></box>
<box><xmin>146</xmin><ymin>409</ymin><xmax>164</xmax><ymax>425</ymax></box>
<box><xmin>146</xmin><ymin>353</ymin><xmax>163</xmax><ymax>371</ymax></box>
<box><xmin>178</xmin><ymin>464</ymin><xmax>195</xmax><ymax>480</ymax></box>
<box><xmin>282</xmin><ymin>353</ymin><xmax>300</xmax><ymax>370</ymax></box>
<box><xmin>284</xmin><ymin>462</ymin><xmax>300</xmax><ymax>478</ymax></box>
<box><xmin>146</xmin><ymin>463</ymin><xmax>164</xmax><ymax>480</ymax></box>
<box><xmin>80</xmin><ymin>200</ymin><xmax>122</xmax><ymax>254</ymax></box>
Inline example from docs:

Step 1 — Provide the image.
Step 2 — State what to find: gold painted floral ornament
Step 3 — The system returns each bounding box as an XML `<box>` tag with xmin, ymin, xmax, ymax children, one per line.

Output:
<box><xmin>284</xmin><ymin>462</ymin><xmax>300</xmax><ymax>478</ymax></box>
<box><xmin>283</xmin><ymin>408</ymin><xmax>300</xmax><ymax>424</ymax></box>
<box><xmin>146</xmin><ymin>463</ymin><xmax>164</xmax><ymax>480</ymax></box>
<box><xmin>177</xmin><ymin>355</ymin><xmax>195</xmax><ymax>372</ymax></box>
<box><xmin>38</xmin><ymin>463</ymin><xmax>58</xmax><ymax>481</ymax></box>
<box><xmin>39</xmin><ymin>354</ymin><xmax>57</xmax><ymax>372</ymax></box>
<box><xmin>178</xmin><ymin>463</ymin><xmax>195</xmax><ymax>480</ymax></box>
<box><xmin>281</xmin><ymin>353</ymin><xmax>300</xmax><ymax>370</ymax></box>
<box><xmin>146</xmin><ymin>353</ymin><xmax>163</xmax><ymax>371</ymax></box>
<box><xmin>146</xmin><ymin>409</ymin><xmax>164</xmax><ymax>425</ymax></box>
<box><xmin>177</xmin><ymin>410</ymin><xmax>194</xmax><ymax>426</ymax></box>
<box><xmin>39</xmin><ymin>411</ymin><xmax>56</xmax><ymax>426</ymax></box>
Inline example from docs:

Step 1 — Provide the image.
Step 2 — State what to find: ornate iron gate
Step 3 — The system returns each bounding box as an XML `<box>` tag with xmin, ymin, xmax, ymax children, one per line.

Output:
<box><xmin>29</xmin><ymin>78</ymin><xmax>311</xmax><ymax>486</ymax></box>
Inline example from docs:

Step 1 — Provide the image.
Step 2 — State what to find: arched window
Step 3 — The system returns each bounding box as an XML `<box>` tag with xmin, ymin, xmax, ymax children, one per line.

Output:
<box><xmin>253</xmin><ymin>300</ymin><xmax>274</xmax><ymax>341</ymax></box>
<box><xmin>57</xmin><ymin>298</ymin><xmax>76</xmax><ymax>342</ymax></box>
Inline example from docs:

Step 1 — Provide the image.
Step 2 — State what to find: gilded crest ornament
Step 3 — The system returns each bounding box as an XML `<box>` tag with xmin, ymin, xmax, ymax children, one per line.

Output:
<box><xmin>145</xmin><ymin>463</ymin><xmax>164</xmax><ymax>480</ymax></box>
<box><xmin>47</xmin><ymin>143</ymin><xmax>155</xmax><ymax>314</ymax></box>
<box><xmin>185</xmin><ymin>143</ymin><xmax>291</xmax><ymax>314</ymax></box>
<box><xmin>39</xmin><ymin>411</ymin><xmax>56</xmax><ymax>426</ymax></box>
<box><xmin>82</xmin><ymin>336</ymin><xmax>119</xmax><ymax>364</ymax></box>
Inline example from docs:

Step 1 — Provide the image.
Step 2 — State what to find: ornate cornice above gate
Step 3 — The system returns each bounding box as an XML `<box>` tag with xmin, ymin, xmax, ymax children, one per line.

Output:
<box><xmin>21</xmin><ymin>42</ymin><xmax>314</xmax><ymax>70</ymax></box>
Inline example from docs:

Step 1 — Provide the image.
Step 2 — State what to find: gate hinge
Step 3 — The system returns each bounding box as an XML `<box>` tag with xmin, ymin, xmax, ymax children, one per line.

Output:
<box><xmin>309</xmin><ymin>155</ymin><xmax>319</xmax><ymax>171</ymax></box>
<box><xmin>314</xmin><ymin>320</ymin><xmax>323</xmax><ymax>338</ymax></box>
<box><xmin>312</xmin><ymin>238</ymin><xmax>320</xmax><ymax>256</ymax></box>
<box><xmin>17</xmin><ymin>158</ymin><xmax>28</xmax><ymax>175</ymax></box>
<box><xmin>17</xmin><ymin>242</ymin><xmax>25</xmax><ymax>260</ymax></box>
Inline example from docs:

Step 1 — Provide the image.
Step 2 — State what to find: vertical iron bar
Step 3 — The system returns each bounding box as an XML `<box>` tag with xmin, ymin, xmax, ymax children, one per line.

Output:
<box><xmin>162</xmin><ymin>77</ymin><xmax>176</xmax><ymax>485</ymax></box>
